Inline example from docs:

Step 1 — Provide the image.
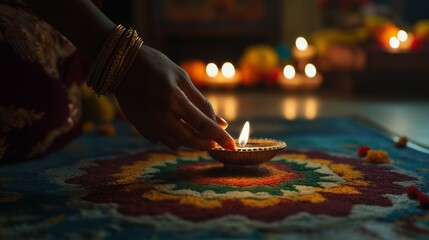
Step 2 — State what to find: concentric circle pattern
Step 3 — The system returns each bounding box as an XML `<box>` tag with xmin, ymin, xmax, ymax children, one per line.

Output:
<box><xmin>67</xmin><ymin>150</ymin><xmax>415</xmax><ymax>223</ymax></box>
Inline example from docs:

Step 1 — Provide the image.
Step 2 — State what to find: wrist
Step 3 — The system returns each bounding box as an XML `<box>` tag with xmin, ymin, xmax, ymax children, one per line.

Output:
<box><xmin>86</xmin><ymin>25</ymin><xmax>144</xmax><ymax>95</ymax></box>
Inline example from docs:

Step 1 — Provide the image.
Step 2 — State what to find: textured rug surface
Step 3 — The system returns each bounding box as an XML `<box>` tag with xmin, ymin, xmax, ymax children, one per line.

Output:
<box><xmin>1</xmin><ymin>117</ymin><xmax>428</xmax><ymax>239</ymax></box>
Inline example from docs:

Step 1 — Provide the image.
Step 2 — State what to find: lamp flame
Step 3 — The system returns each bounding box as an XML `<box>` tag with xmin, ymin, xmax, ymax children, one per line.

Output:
<box><xmin>296</xmin><ymin>37</ymin><xmax>308</xmax><ymax>51</ymax></box>
<box><xmin>221</xmin><ymin>62</ymin><xmax>235</xmax><ymax>79</ymax></box>
<box><xmin>397</xmin><ymin>30</ymin><xmax>408</xmax><ymax>42</ymax></box>
<box><xmin>206</xmin><ymin>63</ymin><xmax>218</xmax><ymax>77</ymax></box>
<box><xmin>304</xmin><ymin>63</ymin><xmax>317</xmax><ymax>78</ymax></box>
<box><xmin>389</xmin><ymin>37</ymin><xmax>400</xmax><ymax>49</ymax></box>
<box><xmin>238</xmin><ymin>121</ymin><xmax>250</xmax><ymax>147</ymax></box>
<box><xmin>283</xmin><ymin>65</ymin><xmax>296</xmax><ymax>80</ymax></box>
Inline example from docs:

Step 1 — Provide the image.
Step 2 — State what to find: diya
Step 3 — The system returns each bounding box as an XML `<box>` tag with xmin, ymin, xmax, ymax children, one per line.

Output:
<box><xmin>208</xmin><ymin>121</ymin><xmax>286</xmax><ymax>167</ymax></box>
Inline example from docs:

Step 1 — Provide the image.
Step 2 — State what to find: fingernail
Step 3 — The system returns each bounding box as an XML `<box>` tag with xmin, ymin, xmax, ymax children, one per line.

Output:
<box><xmin>224</xmin><ymin>141</ymin><xmax>236</xmax><ymax>151</ymax></box>
<box><xmin>216</xmin><ymin>115</ymin><xmax>228</xmax><ymax>128</ymax></box>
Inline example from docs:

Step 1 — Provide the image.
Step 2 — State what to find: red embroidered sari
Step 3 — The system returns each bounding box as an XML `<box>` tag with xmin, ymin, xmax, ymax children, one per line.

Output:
<box><xmin>0</xmin><ymin>1</ymin><xmax>91</xmax><ymax>162</ymax></box>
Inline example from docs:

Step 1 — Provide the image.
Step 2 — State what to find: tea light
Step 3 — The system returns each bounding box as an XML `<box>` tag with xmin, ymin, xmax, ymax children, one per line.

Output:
<box><xmin>388</xmin><ymin>36</ymin><xmax>400</xmax><ymax>52</ymax></box>
<box><xmin>292</xmin><ymin>37</ymin><xmax>316</xmax><ymax>63</ymax></box>
<box><xmin>205</xmin><ymin>62</ymin><xmax>241</xmax><ymax>89</ymax></box>
<box><xmin>208</xmin><ymin>121</ymin><xmax>286</xmax><ymax>167</ymax></box>
<box><xmin>302</xmin><ymin>63</ymin><xmax>322</xmax><ymax>90</ymax></box>
<box><xmin>278</xmin><ymin>65</ymin><xmax>304</xmax><ymax>90</ymax></box>
<box><xmin>397</xmin><ymin>30</ymin><xmax>408</xmax><ymax>42</ymax></box>
<box><xmin>397</xmin><ymin>30</ymin><xmax>414</xmax><ymax>51</ymax></box>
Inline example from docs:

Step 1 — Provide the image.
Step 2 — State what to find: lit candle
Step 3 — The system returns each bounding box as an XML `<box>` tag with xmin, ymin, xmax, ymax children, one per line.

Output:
<box><xmin>206</xmin><ymin>62</ymin><xmax>219</xmax><ymax>77</ymax></box>
<box><xmin>389</xmin><ymin>37</ymin><xmax>400</xmax><ymax>50</ymax></box>
<box><xmin>221</xmin><ymin>62</ymin><xmax>235</xmax><ymax>79</ymax></box>
<box><xmin>283</xmin><ymin>65</ymin><xmax>296</xmax><ymax>79</ymax></box>
<box><xmin>302</xmin><ymin>63</ymin><xmax>322</xmax><ymax>90</ymax></box>
<box><xmin>397</xmin><ymin>29</ymin><xmax>414</xmax><ymax>51</ymax></box>
<box><xmin>208</xmin><ymin>121</ymin><xmax>287</xmax><ymax>167</ymax></box>
<box><xmin>292</xmin><ymin>37</ymin><xmax>316</xmax><ymax>63</ymax></box>
<box><xmin>397</xmin><ymin>30</ymin><xmax>408</xmax><ymax>42</ymax></box>
<box><xmin>238</xmin><ymin>121</ymin><xmax>249</xmax><ymax>147</ymax></box>
<box><xmin>205</xmin><ymin>62</ymin><xmax>240</xmax><ymax>89</ymax></box>
<box><xmin>278</xmin><ymin>64</ymin><xmax>304</xmax><ymax>90</ymax></box>
<box><xmin>304</xmin><ymin>63</ymin><xmax>317</xmax><ymax>78</ymax></box>
<box><xmin>296</xmin><ymin>37</ymin><xmax>308</xmax><ymax>51</ymax></box>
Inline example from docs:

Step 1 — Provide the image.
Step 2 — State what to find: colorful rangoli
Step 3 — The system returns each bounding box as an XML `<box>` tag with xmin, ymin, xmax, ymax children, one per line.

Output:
<box><xmin>0</xmin><ymin>118</ymin><xmax>428</xmax><ymax>239</ymax></box>
<box><xmin>66</xmin><ymin>149</ymin><xmax>416</xmax><ymax>230</ymax></box>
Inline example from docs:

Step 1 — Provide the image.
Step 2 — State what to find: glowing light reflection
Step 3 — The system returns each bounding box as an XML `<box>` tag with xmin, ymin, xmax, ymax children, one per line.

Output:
<box><xmin>282</xmin><ymin>98</ymin><xmax>298</xmax><ymax>120</ymax></box>
<box><xmin>304</xmin><ymin>98</ymin><xmax>318</xmax><ymax>120</ymax></box>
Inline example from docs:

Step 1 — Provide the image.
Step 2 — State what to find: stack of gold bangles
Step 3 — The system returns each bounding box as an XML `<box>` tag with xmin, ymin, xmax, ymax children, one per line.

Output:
<box><xmin>86</xmin><ymin>24</ymin><xmax>144</xmax><ymax>95</ymax></box>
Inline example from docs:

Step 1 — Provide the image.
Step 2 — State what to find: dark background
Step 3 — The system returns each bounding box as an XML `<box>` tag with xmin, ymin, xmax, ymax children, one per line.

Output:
<box><xmin>100</xmin><ymin>0</ymin><xmax>429</xmax><ymax>96</ymax></box>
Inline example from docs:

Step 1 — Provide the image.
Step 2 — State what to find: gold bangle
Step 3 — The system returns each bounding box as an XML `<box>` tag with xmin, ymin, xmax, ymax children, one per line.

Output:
<box><xmin>110</xmin><ymin>30</ymin><xmax>142</xmax><ymax>92</ymax></box>
<box><xmin>86</xmin><ymin>24</ymin><xmax>144</xmax><ymax>95</ymax></box>
<box><xmin>99</xmin><ymin>27</ymin><xmax>134</xmax><ymax>94</ymax></box>
<box><xmin>87</xmin><ymin>25</ymin><xmax>125</xmax><ymax>89</ymax></box>
<box><xmin>112</xmin><ymin>34</ymin><xmax>143</xmax><ymax>93</ymax></box>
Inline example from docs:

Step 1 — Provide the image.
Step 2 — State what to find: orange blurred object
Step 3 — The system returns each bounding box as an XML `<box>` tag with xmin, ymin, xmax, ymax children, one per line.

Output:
<box><xmin>363</xmin><ymin>149</ymin><xmax>390</xmax><ymax>164</ymax></box>
<box><xmin>365</xmin><ymin>16</ymin><xmax>399</xmax><ymax>47</ymax></box>
<box><xmin>180</xmin><ymin>59</ymin><xmax>207</xmax><ymax>87</ymax></box>
<box><xmin>378</xmin><ymin>24</ymin><xmax>400</xmax><ymax>47</ymax></box>
<box><xmin>414</xmin><ymin>20</ymin><xmax>429</xmax><ymax>40</ymax></box>
<box><xmin>240</xmin><ymin>63</ymin><xmax>260</xmax><ymax>86</ymax></box>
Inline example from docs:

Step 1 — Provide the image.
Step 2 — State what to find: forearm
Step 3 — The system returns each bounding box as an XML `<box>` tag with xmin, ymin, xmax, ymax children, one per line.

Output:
<box><xmin>25</xmin><ymin>0</ymin><xmax>116</xmax><ymax>61</ymax></box>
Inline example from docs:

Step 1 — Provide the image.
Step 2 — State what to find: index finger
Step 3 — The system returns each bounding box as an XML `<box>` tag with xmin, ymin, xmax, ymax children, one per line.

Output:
<box><xmin>173</xmin><ymin>91</ymin><xmax>236</xmax><ymax>150</ymax></box>
<box><xmin>177</xmin><ymin>69</ymin><xmax>228</xmax><ymax>128</ymax></box>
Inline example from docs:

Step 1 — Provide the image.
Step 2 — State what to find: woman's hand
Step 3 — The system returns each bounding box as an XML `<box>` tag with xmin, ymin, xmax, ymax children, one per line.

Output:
<box><xmin>115</xmin><ymin>45</ymin><xmax>236</xmax><ymax>150</ymax></box>
<box><xmin>25</xmin><ymin>1</ymin><xmax>234</xmax><ymax>150</ymax></box>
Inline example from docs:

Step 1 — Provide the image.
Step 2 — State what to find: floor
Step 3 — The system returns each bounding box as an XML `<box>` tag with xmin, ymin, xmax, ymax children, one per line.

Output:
<box><xmin>204</xmin><ymin>90</ymin><xmax>429</xmax><ymax>146</ymax></box>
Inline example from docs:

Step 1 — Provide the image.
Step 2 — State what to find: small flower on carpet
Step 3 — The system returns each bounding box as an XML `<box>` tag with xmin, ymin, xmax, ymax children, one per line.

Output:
<box><xmin>395</xmin><ymin>136</ymin><xmax>408</xmax><ymax>148</ymax></box>
<box><xmin>407</xmin><ymin>186</ymin><xmax>421</xmax><ymax>200</ymax></box>
<box><xmin>407</xmin><ymin>186</ymin><xmax>429</xmax><ymax>209</ymax></box>
<box><xmin>358</xmin><ymin>146</ymin><xmax>371</xmax><ymax>157</ymax></box>
<box><xmin>363</xmin><ymin>149</ymin><xmax>390</xmax><ymax>164</ymax></box>
<box><xmin>418</xmin><ymin>193</ymin><xmax>429</xmax><ymax>209</ymax></box>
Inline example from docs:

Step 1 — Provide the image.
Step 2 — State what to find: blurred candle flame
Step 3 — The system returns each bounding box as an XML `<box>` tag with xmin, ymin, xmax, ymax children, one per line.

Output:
<box><xmin>389</xmin><ymin>37</ymin><xmax>400</xmax><ymax>49</ymax></box>
<box><xmin>304</xmin><ymin>63</ymin><xmax>317</xmax><ymax>78</ymax></box>
<box><xmin>238</xmin><ymin>121</ymin><xmax>250</xmax><ymax>147</ymax></box>
<box><xmin>296</xmin><ymin>37</ymin><xmax>308</xmax><ymax>51</ymax></box>
<box><xmin>221</xmin><ymin>62</ymin><xmax>235</xmax><ymax>79</ymax></box>
<box><xmin>397</xmin><ymin>30</ymin><xmax>408</xmax><ymax>42</ymax></box>
<box><xmin>283</xmin><ymin>65</ymin><xmax>296</xmax><ymax>80</ymax></box>
<box><xmin>206</xmin><ymin>63</ymin><xmax>218</xmax><ymax>77</ymax></box>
